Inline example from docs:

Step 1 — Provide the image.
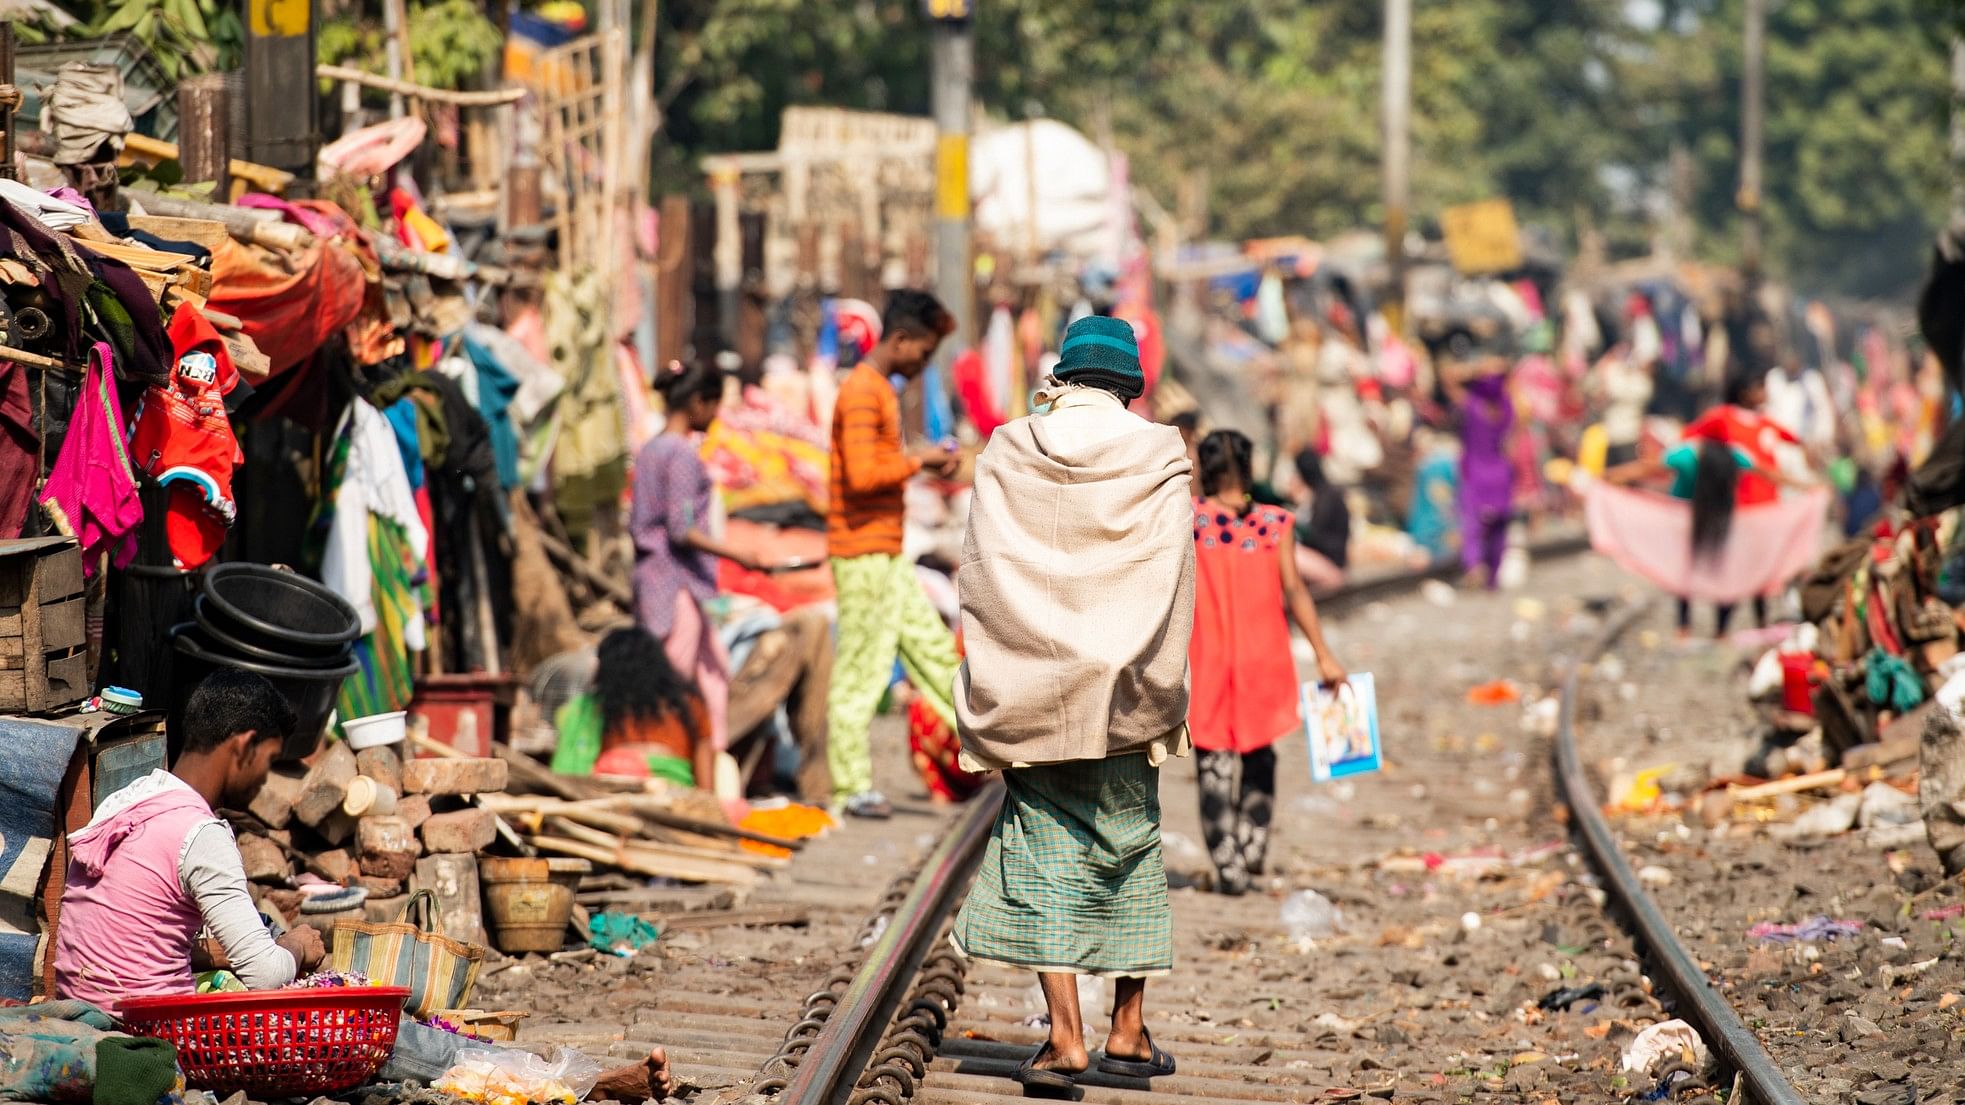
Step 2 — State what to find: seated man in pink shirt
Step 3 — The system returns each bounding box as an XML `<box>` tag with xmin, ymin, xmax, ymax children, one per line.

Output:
<box><xmin>55</xmin><ymin>669</ymin><xmax>324</xmax><ymax>1008</ymax></box>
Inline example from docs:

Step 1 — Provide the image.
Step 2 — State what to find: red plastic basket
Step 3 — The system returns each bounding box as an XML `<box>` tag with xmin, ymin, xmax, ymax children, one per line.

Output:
<box><xmin>119</xmin><ymin>986</ymin><xmax>410</xmax><ymax>1095</ymax></box>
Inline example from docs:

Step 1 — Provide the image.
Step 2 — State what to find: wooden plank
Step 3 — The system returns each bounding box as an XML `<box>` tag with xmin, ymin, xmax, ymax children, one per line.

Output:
<box><xmin>38</xmin><ymin>595</ymin><xmax>84</xmax><ymax>652</ymax></box>
<box><xmin>527</xmin><ymin>836</ymin><xmax>759</xmax><ymax>887</ymax></box>
<box><xmin>1727</xmin><ymin>768</ymin><xmax>1847</xmax><ymax>801</ymax></box>
<box><xmin>37</xmin><ymin>651</ymin><xmax>88</xmax><ymax>712</ymax></box>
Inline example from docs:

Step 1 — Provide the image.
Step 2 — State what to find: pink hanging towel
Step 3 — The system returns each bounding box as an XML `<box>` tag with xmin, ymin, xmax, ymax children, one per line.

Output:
<box><xmin>40</xmin><ymin>342</ymin><xmax>143</xmax><ymax>577</ymax></box>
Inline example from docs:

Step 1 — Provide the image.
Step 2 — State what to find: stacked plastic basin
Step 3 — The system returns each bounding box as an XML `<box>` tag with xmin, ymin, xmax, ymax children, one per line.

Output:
<box><xmin>170</xmin><ymin>563</ymin><xmax>362</xmax><ymax>761</ymax></box>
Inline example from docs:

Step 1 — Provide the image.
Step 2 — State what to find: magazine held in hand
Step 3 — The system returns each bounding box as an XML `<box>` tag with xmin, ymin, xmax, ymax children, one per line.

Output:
<box><xmin>1303</xmin><ymin>673</ymin><xmax>1381</xmax><ymax>781</ymax></box>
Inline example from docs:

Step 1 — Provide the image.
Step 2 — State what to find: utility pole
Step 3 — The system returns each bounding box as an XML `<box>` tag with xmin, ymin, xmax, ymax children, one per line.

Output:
<box><xmin>928</xmin><ymin>0</ymin><xmax>973</xmax><ymax>350</ymax></box>
<box><xmin>1381</xmin><ymin>0</ymin><xmax>1411</xmax><ymax>337</ymax></box>
<box><xmin>1739</xmin><ymin>0</ymin><xmax>1766</xmax><ymax>282</ymax></box>
<box><xmin>244</xmin><ymin>0</ymin><xmax>320</xmax><ymax>181</ymax></box>
<box><xmin>1951</xmin><ymin>36</ymin><xmax>1965</xmax><ymax>224</ymax></box>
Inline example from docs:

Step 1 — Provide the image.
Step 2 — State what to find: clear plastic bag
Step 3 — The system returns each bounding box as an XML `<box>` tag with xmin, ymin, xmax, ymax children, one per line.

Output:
<box><xmin>435</xmin><ymin>1045</ymin><xmax>607</xmax><ymax>1104</ymax></box>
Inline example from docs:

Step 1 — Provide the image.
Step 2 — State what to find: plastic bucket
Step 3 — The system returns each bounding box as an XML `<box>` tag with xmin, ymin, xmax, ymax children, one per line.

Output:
<box><xmin>199</xmin><ymin>562</ymin><xmax>361</xmax><ymax>660</ymax></box>
<box><xmin>170</xmin><ymin>628</ymin><xmax>359</xmax><ymax>762</ymax></box>
<box><xmin>192</xmin><ymin>595</ymin><xmax>353</xmax><ymax>670</ymax></box>
<box><xmin>478</xmin><ymin>856</ymin><xmax>590</xmax><ymax>954</ymax></box>
<box><xmin>342</xmin><ymin>710</ymin><xmax>406</xmax><ymax>750</ymax></box>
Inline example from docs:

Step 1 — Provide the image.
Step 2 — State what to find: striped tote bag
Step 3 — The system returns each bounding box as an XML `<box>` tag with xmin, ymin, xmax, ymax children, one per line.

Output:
<box><xmin>331</xmin><ymin>890</ymin><xmax>485</xmax><ymax>1017</ymax></box>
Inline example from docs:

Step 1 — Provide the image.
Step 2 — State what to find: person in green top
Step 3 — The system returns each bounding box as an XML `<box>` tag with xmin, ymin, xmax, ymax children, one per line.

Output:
<box><xmin>551</xmin><ymin>626</ymin><xmax>714</xmax><ymax>790</ymax></box>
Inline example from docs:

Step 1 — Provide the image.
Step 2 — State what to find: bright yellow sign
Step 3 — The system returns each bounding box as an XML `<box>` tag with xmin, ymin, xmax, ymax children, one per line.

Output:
<box><xmin>936</xmin><ymin>134</ymin><xmax>969</xmax><ymax>220</ymax></box>
<box><xmin>1440</xmin><ymin>198</ymin><xmax>1523</xmax><ymax>275</ymax></box>
<box><xmin>249</xmin><ymin>0</ymin><xmax>309</xmax><ymax>37</ymax></box>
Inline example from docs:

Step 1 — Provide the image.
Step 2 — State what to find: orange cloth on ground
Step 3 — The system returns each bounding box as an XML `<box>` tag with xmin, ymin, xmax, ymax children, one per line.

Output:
<box><xmin>1189</xmin><ymin>501</ymin><xmax>1301</xmax><ymax>754</ymax></box>
<box><xmin>827</xmin><ymin>363</ymin><xmax>919</xmax><ymax>559</ymax></box>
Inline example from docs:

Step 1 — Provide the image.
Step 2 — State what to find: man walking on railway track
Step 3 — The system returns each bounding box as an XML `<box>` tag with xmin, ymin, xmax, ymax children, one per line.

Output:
<box><xmin>951</xmin><ymin>315</ymin><xmax>1194</xmax><ymax>1090</ymax></box>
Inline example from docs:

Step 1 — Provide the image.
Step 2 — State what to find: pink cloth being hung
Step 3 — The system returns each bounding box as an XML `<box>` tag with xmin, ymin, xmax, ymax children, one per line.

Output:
<box><xmin>39</xmin><ymin>342</ymin><xmax>141</xmax><ymax>577</ymax></box>
<box><xmin>1585</xmin><ymin>482</ymin><xmax>1831</xmax><ymax>604</ymax></box>
<box><xmin>53</xmin><ymin>783</ymin><xmax>213</xmax><ymax>1012</ymax></box>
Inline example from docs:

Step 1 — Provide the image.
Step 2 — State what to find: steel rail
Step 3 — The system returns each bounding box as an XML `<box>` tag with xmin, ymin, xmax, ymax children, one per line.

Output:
<box><xmin>780</xmin><ymin>780</ymin><xmax>1005</xmax><ymax>1105</ymax></box>
<box><xmin>1553</xmin><ymin>605</ymin><xmax>1806</xmax><ymax>1105</ymax></box>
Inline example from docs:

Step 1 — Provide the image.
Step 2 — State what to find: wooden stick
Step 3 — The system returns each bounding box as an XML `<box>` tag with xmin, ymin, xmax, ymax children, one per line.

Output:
<box><xmin>482</xmin><ymin>792</ymin><xmax>807</xmax><ymax>853</ymax></box>
<box><xmin>494</xmin><ymin>742</ymin><xmax>592</xmax><ymax>801</ymax></box>
<box><xmin>316</xmin><ymin>64</ymin><xmax>529</xmax><ymax>106</ymax></box>
<box><xmin>538</xmin><ymin>529</ymin><xmax>633</xmax><ymax>607</ymax></box>
<box><xmin>1727</xmin><ymin>768</ymin><xmax>1848</xmax><ymax>802</ymax></box>
<box><xmin>120</xmin><ymin>132</ymin><xmax>294</xmax><ymax>195</ymax></box>
<box><xmin>643</xmin><ymin>905</ymin><xmax>811</xmax><ymax>931</ymax></box>
<box><xmin>543</xmin><ymin>816</ymin><xmax>787</xmax><ymax>870</ymax></box>
<box><xmin>527</xmin><ymin>835</ymin><xmax>759</xmax><ymax>886</ymax></box>
<box><xmin>0</xmin><ymin>342</ymin><xmax>79</xmax><ymax>374</ymax></box>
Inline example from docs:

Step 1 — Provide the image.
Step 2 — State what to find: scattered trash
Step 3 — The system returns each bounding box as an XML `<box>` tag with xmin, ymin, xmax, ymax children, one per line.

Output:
<box><xmin>1881</xmin><ymin>957</ymin><xmax>1942</xmax><ymax>985</ymax></box>
<box><xmin>587</xmin><ymin>912</ymin><xmax>660</xmax><ymax>956</ymax></box>
<box><xmin>1610</xmin><ymin>765</ymin><xmax>1678</xmax><ymax>814</ymax></box>
<box><xmin>1466</xmin><ymin>680</ymin><xmax>1522</xmax><ymax>707</ymax></box>
<box><xmin>1420</xmin><ymin>579</ymin><xmax>1457</xmax><ymax>607</ymax></box>
<box><xmin>1280</xmin><ymin>889</ymin><xmax>1345</xmax><ymax>941</ymax></box>
<box><xmin>1459</xmin><ymin>911</ymin><xmax>1483</xmax><ymax>933</ymax></box>
<box><xmin>1857</xmin><ymin>781</ymin><xmax>1921</xmax><ymax>829</ymax></box>
<box><xmin>1537</xmin><ymin>983</ymin><xmax>1605</xmax><ymax>1011</ymax></box>
<box><xmin>1620</xmin><ymin>1019</ymin><xmax>1710</xmax><ymax>1073</ymax></box>
<box><xmin>1521</xmin><ymin>696</ymin><xmax>1560</xmax><ymax>738</ymax></box>
<box><xmin>1920</xmin><ymin>903</ymin><xmax>1965</xmax><ymax>922</ymax></box>
<box><xmin>1637</xmin><ymin>865</ymin><xmax>1673</xmax><ymax>888</ymax></box>
<box><xmin>1747</xmin><ymin>916</ymin><xmax>1865</xmax><ymax>943</ymax></box>
<box><xmin>1770</xmin><ymin>791</ymin><xmax>1862</xmax><ymax>840</ymax></box>
<box><xmin>1513</xmin><ymin>598</ymin><xmax>1546</xmax><ymax>623</ymax></box>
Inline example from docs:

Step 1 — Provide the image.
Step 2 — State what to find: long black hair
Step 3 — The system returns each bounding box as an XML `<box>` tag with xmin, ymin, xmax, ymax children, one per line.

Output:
<box><xmin>1293</xmin><ymin>447</ymin><xmax>1331</xmax><ymax>495</ymax></box>
<box><xmin>594</xmin><ymin>626</ymin><xmax>703</xmax><ymax>747</ymax></box>
<box><xmin>1689</xmin><ymin>439</ymin><xmax>1740</xmax><ymax>564</ymax></box>
<box><xmin>1198</xmin><ymin>429</ymin><xmax>1256</xmax><ymax>511</ymax></box>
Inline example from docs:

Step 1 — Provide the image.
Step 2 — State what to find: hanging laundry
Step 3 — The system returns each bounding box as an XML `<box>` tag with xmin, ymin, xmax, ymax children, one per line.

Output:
<box><xmin>127</xmin><ymin>352</ymin><xmax>242</xmax><ymax>570</ymax></box>
<box><xmin>40</xmin><ymin>343</ymin><xmax>141</xmax><ymax>577</ymax></box>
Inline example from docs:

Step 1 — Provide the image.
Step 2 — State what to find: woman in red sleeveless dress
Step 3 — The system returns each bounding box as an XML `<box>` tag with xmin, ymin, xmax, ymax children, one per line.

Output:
<box><xmin>1189</xmin><ymin>430</ymin><xmax>1347</xmax><ymax>895</ymax></box>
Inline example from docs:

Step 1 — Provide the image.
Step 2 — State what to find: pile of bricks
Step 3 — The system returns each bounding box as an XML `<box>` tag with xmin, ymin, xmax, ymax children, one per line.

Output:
<box><xmin>236</xmin><ymin>741</ymin><xmax>508</xmax><ymax>947</ymax></box>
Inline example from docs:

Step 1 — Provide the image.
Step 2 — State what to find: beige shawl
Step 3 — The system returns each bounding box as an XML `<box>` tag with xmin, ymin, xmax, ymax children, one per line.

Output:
<box><xmin>954</xmin><ymin>391</ymin><xmax>1196</xmax><ymax>772</ymax></box>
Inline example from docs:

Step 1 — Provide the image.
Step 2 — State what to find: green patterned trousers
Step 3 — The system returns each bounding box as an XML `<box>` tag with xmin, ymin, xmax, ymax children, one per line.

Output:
<box><xmin>826</xmin><ymin>554</ymin><xmax>960</xmax><ymax>801</ymax></box>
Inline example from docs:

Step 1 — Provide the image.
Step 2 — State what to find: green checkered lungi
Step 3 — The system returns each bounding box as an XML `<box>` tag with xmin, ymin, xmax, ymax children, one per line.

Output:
<box><xmin>952</xmin><ymin>753</ymin><xmax>1173</xmax><ymax>978</ymax></box>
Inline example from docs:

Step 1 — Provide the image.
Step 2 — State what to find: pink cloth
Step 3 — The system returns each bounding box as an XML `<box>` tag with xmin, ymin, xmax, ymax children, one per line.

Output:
<box><xmin>53</xmin><ymin>786</ymin><xmax>212</xmax><ymax>1012</ymax></box>
<box><xmin>39</xmin><ymin>342</ymin><xmax>141</xmax><ymax>577</ymax></box>
<box><xmin>1585</xmin><ymin>483</ymin><xmax>1831</xmax><ymax>604</ymax></box>
<box><xmin>668</xmin><ymin>589</ymin><xmax>731</xmax><ymax>752</ymax></box>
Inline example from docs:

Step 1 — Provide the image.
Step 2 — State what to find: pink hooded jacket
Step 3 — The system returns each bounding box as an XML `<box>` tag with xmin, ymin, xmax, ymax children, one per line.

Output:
<box><xmin>53</xmin><ymin>773</ymin><xmax>214</xmax><ymax>1011</ymax></box>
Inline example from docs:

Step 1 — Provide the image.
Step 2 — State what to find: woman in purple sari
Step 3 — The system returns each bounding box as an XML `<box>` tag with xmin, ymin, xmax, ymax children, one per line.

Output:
<box><xmin>1454</xmin><ymin>364</ymin><xmax>1516</xmax><ymax>589</ymax></box>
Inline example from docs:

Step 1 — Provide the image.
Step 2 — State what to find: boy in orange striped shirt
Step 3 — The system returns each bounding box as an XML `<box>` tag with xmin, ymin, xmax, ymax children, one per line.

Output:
<box><xmin>826</xmin><ymin>290</ymin><xmax>959</xmax><ymax>818</ymax></box>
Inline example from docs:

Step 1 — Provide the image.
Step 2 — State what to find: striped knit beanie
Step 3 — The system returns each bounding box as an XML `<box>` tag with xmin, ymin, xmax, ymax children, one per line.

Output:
<box><xmin>1053</xmin><ymin>315</ymin><xmax>1144</xmax><ymax>400</ymax></box>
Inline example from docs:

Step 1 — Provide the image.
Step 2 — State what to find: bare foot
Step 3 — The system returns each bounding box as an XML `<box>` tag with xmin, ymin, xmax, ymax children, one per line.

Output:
<box><xmin>592</xmin><ymin>1047</ymin><xmax>674</xmax><ymax>1101</ymax></box>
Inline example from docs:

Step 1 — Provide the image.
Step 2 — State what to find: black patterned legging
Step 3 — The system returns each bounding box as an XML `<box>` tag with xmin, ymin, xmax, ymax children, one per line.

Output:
<box><xmin>1197</xmin><ymin>746</ymin><xmax>1277</xmax><ymax>895</ymax></box>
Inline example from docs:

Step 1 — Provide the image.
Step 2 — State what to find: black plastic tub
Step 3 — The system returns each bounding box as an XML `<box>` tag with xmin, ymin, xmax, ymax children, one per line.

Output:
<box><xmin>192</xmin><ymin>594</ymin><xmax>353</xmax><ymax>670</ymax></box>
<box><xmin>198</xmin><ymin>562</ymin><xmax>361</xmax><ymax>661</ymax></box>
<box><xmin>170</xmin><ymin>627</ymin><xmax>359</xmax><ymax>762</ymax></box>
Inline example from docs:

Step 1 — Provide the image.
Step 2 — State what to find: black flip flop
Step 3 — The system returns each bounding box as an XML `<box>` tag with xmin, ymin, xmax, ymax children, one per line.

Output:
<box><xmin>1098</xmin><ymin>1029</ymin><xmax>1176</xmax><ymax>1078</ymax></box>
<box><xmin>1015</xmin><ymin>1044</ymin><xmax>1078</xmax><ymax>1095</ymax></box>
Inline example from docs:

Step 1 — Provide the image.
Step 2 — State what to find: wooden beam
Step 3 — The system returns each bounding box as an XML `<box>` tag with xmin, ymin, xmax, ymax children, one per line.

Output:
<box><xmin>317</xmin><ymin>64</ymin><xmax>528</xmax><ymax>107</ymax></box>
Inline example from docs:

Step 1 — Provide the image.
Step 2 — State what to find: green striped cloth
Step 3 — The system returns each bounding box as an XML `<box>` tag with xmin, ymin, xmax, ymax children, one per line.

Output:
<box><xmin>953</xmin><ymin>753</ymin><xmax>1173</xmax><ymax>977</ymax></box>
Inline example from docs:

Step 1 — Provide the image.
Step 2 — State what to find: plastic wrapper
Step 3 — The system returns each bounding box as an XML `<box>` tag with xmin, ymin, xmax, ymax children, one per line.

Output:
<box><xmin>435</xmin><ymin>1046</ymin><xmax>606</xmax><ymax>1105</ymax></box>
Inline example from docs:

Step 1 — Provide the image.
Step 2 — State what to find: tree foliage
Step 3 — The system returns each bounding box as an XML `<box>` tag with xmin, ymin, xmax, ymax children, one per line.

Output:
<box><xmin>642</xmin><ymin>0</ymin><xmax>1953</xmax><ymax>296</ymax></box>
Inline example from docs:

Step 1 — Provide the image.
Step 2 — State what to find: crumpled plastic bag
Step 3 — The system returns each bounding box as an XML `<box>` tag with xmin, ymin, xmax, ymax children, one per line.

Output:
<box><xmin>435</xmin><ymin>1046</ymin><xmax>606</xmax><ymax>1105</ymax></box>
<box><xmin>1621</xmin><ymin>1018</ymin><xmax>1710</xmax><ymax>1074</ymax></box>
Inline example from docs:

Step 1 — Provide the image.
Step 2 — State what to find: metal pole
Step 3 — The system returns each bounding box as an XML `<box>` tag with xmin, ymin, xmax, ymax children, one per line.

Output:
<box><xmin>931</xmin><ymin>18</ymin><xmax>973</xmax><ymax>348</ymax></box>
<box><xmin>1381</xmin><ymin>0</ymin><xmax>1411</xmax><ymax>337</ymax></box>
<box><xmin>1739</xmin><ymin>0</ymin><xmax>1766</xmax><ymax>280</ymax></box>
<box><xmin>1951</xmin><ymin>37</ymin><xmax>1965</xmax><ymax>224</ymax></box>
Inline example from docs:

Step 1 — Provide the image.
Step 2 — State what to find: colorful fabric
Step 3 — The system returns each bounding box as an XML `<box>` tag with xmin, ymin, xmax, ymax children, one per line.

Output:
<box><xmin>630</xmin><ymin>433</ymin><xmax>719</xmax><ymax>639</ymax></box>
<box><xmin>128</xmin><ymin>352</ymin><xmax>241</xmax><ymax>570</ymax></box>
<box><xmin>1683</xmin><ymin>405</ymin><xmax>1799</xmax><ymax>505</ymax></box>
<box><xmin>663</xmin><ymin>589</ymin><xmax>730</xmax><ymax>753</ymax></box>
<box><xmin>952</xmin><ymin>753</ymin><xmax>1173</xmax><ymax>977</ymax></box>
<box><xmin>1585</xmin><ymin>482</ymin><xmax>1832</xmax><ymax>604</ymax></box>
<box><xmin>337</xmin><ymin>512</ymin><xmax>423</xmax><ymax>722</ymax></box>
<box><xmin>0</xmin><ymin>719</ymin><xmax>84</xmax><ymax>1001</ymax></box>
<box><xmin>0</xmin><ymin>1001</ymin><xmax>175</xmax><ymax>1105</ymax></box>
<box><xmin>700</xmin><ymin>385</ymin><xmax>828</xmax><ymax>513</ymax></box>
<box><xmin>1198</xmin><ymin>746</ymin><xmax>1276</xmax><ymax>895</ymax></box>
<box><xmin>827</xmin><ymin>363</ymin><xmax>919</xmax><ymax>560</ymax></box>
<box><xmin>1458</xmin><ymin>372</ymin><xmax>1514</xmax><ymax>581</ymax></box>
<box><xmin>1190</xmin><ymin>501</ymin><xmax>1300</xmax><ymax>754</ymax></box>
<box><xmin>39</xmin><ymin>342</ymin><xmax>141</xmax><ymax>578</ymax></box>
<box><xmin>207</xmin><ymin>200</ymin><xmax>369</xmax><ymax>380</ymax></box>
<box><xmin>909</xmin><ymin>697</ymin><xmax>984</xmax><ymax>803</ymax></box>
<box><xmin>827</xmin><ymin>554</ymin><xmax>960</xmax><ymax>801</ymax></box>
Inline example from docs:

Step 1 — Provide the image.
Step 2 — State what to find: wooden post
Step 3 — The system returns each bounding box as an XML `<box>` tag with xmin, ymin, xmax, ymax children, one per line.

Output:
<box><xmin>177</xmin><ymin>74</ymin><xmax>232</xmax><ymax>199</ymax></box>
<box><xmin>0</xmin><ymin>22</ymin><xmax>17</xmax><ymax>182</ymax></box>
